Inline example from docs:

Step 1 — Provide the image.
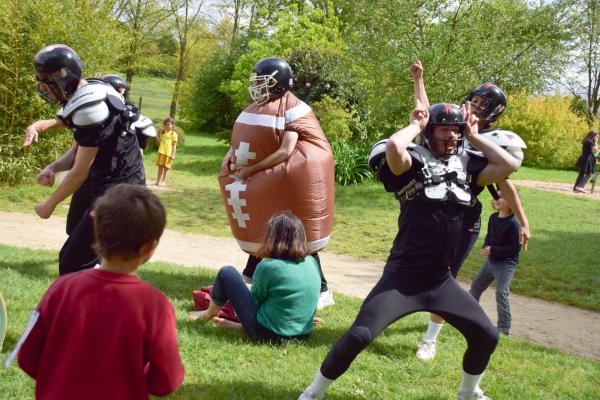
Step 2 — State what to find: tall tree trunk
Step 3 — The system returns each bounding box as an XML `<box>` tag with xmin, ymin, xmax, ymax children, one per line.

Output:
<box><xmin>170</xmin><ymin>45</ymin><xmax>186</xmax><ymax>118</ymax></box>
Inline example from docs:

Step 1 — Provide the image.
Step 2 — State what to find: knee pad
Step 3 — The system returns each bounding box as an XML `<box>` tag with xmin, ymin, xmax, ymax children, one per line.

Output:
<box><xmin>482</xmin><ymin>325</ymin><xmax>500</xmax><ymax>353</ymax></box>
<box><xmin>344</xmin><ymin>326</ymin><xmax>373</xmax><ymax>350</ymax></box>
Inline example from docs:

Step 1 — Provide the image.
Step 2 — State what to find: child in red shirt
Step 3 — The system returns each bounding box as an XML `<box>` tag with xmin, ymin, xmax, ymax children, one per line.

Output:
<box><xmin>17</xmin><ymin>184</ymin><xmax>185</xmax><ymax>400</ymax></box>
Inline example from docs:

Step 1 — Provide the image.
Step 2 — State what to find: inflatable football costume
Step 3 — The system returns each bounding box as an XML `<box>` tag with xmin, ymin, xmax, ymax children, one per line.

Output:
<box><xmin>219</xmin><ymin>58</ymin><xmax>335</xmax><ymax>254</ymax></box>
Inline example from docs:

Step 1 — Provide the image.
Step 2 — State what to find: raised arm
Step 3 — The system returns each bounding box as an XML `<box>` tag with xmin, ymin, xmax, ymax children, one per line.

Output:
<box><xmin>232</xmin><ymin>130</ymin><xmax>298</xmax><ymax>180</ymax></box>
<box><xmin>410</xmin><ymin>60</ymin><xmax>429</xmax><ymax>109</ymax></box>
<box><xmin>463</xmin><ymin>102</ymin><xmax>519</xmax><ymax>186</ymax></box>
<box><xmin>385</xmin><ymin>106</ymin><xmax>429</xmax><ymax>176</ymax></box>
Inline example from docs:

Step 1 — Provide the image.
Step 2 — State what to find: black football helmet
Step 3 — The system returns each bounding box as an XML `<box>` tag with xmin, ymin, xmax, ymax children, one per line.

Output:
<box><xmin>248</xmin><ymin>57</ymin><xmax>293</xmax><ymax>105</ymax></box>
<box><xmin>424</xmin><ymin>103</ymin><xmax>466</xmax><ymax>156</ymax></box>
<box><xmin>464</xmin><ymin>83</ymin><xmax>507</xmax><ymax>124</ymax></box>
<box><xmin>34</xmin><ymin>44</ymin><xmax>83</xmax><ymax>103</ymax></box>
<box><xmin>101</xmin><ymin>74</ymin><xmax>128</xmax><ymax>94</ymax></box>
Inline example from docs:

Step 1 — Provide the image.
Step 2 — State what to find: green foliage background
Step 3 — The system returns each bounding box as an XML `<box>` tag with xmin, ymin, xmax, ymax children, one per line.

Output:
<box><xmin>0</xmin><ymin>0</ymin><xmax>125</xmax><ymax>183</ymax></box>
<box><xmin>0</xmin><ymin>0</ymin><xmax>595</xmax><ymax>185</ymax></box>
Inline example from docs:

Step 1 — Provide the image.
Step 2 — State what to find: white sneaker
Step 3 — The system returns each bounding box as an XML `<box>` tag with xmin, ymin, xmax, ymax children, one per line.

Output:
<box><xmin>317</xmin><ymin>290</ymin><xmax>335</xmax><ymax>310</ymax></box>
<box><xmin>298</xmin><ymin>389</ymin><xmax>324</xmax><ymax>400</ymax></box>
<box><xmin>415</xmin><ymin>340</ymin><xmax>436</xmax><ymax>361</ymax></box>
<box><xmin>457</xmin><ymin>387</ymin><xmax>491</xmax><ymax>400</ymax></box>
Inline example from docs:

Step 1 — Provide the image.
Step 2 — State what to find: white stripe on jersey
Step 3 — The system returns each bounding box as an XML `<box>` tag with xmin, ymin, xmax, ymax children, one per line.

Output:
<box><xmin>236</xmin><ymin>112</ymin><xmax>285</xmax><ymax>130</ymax></box>
<box><xmin>285</xmin><ymin>102</ymin><xmax>312</xmax><ymax>124</ymax></box>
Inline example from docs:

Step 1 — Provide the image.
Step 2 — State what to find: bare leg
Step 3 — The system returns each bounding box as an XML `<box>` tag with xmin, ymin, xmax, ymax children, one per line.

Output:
<box><xmin>189</xmin><ymin>301</ymin><xmax>221</xmax><ymax>321</ymax></box>
<box><xmin>161</xmin><ymin>167</ymin><xmax>170</xmax><ymax>186</ymax></box>
<box><xmin>430</xmin><ymin>313</ymin><xmax>445</xmax><ymax>324</ymax></box>
<box><xmin>212</xmin><ymin>317</ymin><xmax>244</xmax><ymax>331</ymax></box>
<box><xmin>155</xmin><ymin>166</ymin><xmax>164</xmax><ymax>185</ymax></box>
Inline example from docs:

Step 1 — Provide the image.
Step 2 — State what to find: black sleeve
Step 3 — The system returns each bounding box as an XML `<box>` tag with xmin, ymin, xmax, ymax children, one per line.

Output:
<box><xmin>73</xmin><ymin>127</ymin><xmax>104</xmax><ymax>147</ymax></box>
<box><xmin>467</xmin><ymin>155</ymin><xmax>489</xmax><ymax>195</ymax></box>
<box><xmin>378</xmin><ymin>152</ymin><xmax>422</xmax><ymax>193</ymax></box>
<box><xmin>482</xmin><ymin>214</ymin><xmax>493</xmax><ymax>248</ymax></box>
<box><xmin>137</xmin><ymin>133</ymin><xmax>148</xmax><ymax>149</ymax></box>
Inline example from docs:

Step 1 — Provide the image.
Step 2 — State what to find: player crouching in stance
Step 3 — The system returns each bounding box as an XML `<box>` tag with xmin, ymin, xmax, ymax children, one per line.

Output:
<box><xmin>298</xmin><ymin>101</ymin><xmax>519</xmax><ymax>400</ymax></box>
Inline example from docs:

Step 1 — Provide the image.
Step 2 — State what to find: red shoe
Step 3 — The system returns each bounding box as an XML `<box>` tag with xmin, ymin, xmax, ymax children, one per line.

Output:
<box><xmin>192</xmin><ymin>286</ymin><xmax>238</xmax><ymax>322</ymax></box>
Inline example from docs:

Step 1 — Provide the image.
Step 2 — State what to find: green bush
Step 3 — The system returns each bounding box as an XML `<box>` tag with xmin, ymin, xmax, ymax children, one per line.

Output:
<box><xmin>0</xmin><ymin>0</ymin><xmax>126</xmax><ymax>184</ymax></box>
<box><xmin>331</xmin><ymin>139</ymin><xmax>373</xmax><ymax>186</ymax></box>
<box><xmin>312</xmin><ymin>96</ymin><xmax>353</xmax><ymax>141</ymax></box>
<box><xmin>182</xmin><ymin>50</ymin><xmax>238</xmax><ymax>132</ymax></box>
<box><xmin>501</xmin><ymin>93</ymin><xmax>591</xmax><ymax>169</ymax></box>
<box><xmin>146</xmin><ymin>122</ymin><xmax>186</xmax><ymax>153</ymax></box>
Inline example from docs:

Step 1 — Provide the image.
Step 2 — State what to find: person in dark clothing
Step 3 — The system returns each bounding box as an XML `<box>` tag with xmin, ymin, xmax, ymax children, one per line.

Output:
<box><xmin>573</xmin><ymin>130</ymin><xmax>598</xmax><ymax>193</ymax></box>
<box><xmin>298</xmin><ymin>71</ymin><xmax>519</xmax><ymax>398</ymax></box>
<box><xmin>470</xmin><ymin>191</ymin><xmax>522</xmax><ymax>335</ymax></box>
<box><xmin>25</xmin><ymin>73</ymin><xmax>154</xmax><ymax>236</ymax></box>
<box><xmin>30</xmin><ymin>44</ymin><xmax>145</xmax><ymax>275</ymax></box>
<box><xmin>413</xmin><ymin>74</ymin><xmax>530</xmax><ymax>361</ymax></box>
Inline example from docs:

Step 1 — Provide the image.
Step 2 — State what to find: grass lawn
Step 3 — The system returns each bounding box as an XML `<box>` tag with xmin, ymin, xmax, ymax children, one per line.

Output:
<box><xmin>511</xmin><ymin>166</ymin><xmax>579</xmax><ymax>184</ymax></box>
<box><xmin>128</xmin><ymin>75</ymin><xmax>176</xmax><ymax>122</ymax></box>
<box><xmin>0</xmin><ymin>132</ymin><xmax>598</xmax><ymax>310</ymax></box>
<box><xmin>1</xmin><ymin>245</ymin><xmax>598</xmax><ymax>399</ymax></box>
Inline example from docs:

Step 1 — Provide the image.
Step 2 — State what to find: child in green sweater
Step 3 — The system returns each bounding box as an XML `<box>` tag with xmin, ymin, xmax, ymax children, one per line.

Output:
<box><xmin>190</xmin><ymin>211</ymin><xmax>321</xmax><ymax>342</ymax></box>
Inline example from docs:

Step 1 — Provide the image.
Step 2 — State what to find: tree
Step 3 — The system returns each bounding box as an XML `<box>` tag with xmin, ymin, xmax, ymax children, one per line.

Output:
<box><xmin>561</xmin><ymin>0</ymin><xmax>600</xmax><ymax>124</ymax></box>
<box><xmin>167</xmin><ymin>0</ymin><xmax>212</xmax><ymax>117</ymax></box>
<box><xmin>110</xmin><ymin>0</ymin><xmax>172</xmax><ymax>92</ymax></box>
<box><xmin>331</xmin><ymin>0</ymin><xmax>571</xmax><ymax>137</ymax></box>
<box><xmin>0</xmin><ymin>0</ymin><xmax>125</xmax><ymax>183</ymax></box>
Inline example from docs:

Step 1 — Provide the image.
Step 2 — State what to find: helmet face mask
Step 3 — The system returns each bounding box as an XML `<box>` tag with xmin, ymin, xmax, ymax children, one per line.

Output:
<box><xmin>425</xmin><ymin>103</ymin><xmax>466</xmax><ymax>158</ymax></box>
<box><xmin>247</xmin><ymin>57</ymin><xmax>293</xmax><ymax>105</ymax></box>
<box><xmin>428</xmin><ymin>126</ymin><xmax>465</xmax><ymax>157</ymax></box>
<box><xmin>101</xmin><ymin>74</ymin><xmax>128</xmax><ymax>95</ymax></box>
<box><xmin>248</xmin><ymin>70</ymin><xmax>279</xmax><ymax>105</ymax></box>
<box><xmin>35</xmin><ymin>70</ymin><xmax>68</xmax><ymax>104</ymax></box>
<box><xmin>464</xmin><ymin>83</ymin><xmax>507</xmax><ymax>124</ymax></box>
<box><xmin>34</xmin><ymin>44</ymin><xmax>83</xmax><ymax>104</ymax></box>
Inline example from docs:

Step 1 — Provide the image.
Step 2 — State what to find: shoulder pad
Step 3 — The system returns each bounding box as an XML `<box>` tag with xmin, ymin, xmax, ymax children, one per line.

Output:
<box><xmin>481</xmin><ymin>129</ymin><xmax>527</xmax><ymax>149</ymax></box>
<box><xmin>465</xmin><ymin>148</ymin><xmax>486</xmax><ymax>159</ymax></box>
<box><xmin>131</xmin><ymin>115</ymin><xmax>157</xmax><ymax>137</ymax></box>
<box><xmin>63</xmin><ymin>83</ymin><xmax>108</xmax><ymax>118</ymax></box>
<box><xmin>368</xmin><ymin>139</ymin><xmax>387</xmax><ymax>170</ymax></box>
<box><xmin>62</xmin><ymin>82</ymin><xmax>125</xmax><ymax>128</ymax></box>
<box><xmin>408</xmin><ymin>144</ymin><xmax>427</xmax><ymax>165</ymax></box>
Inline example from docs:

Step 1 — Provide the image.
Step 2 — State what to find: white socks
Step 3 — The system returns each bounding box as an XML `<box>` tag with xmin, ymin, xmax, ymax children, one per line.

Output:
<box><xmin>301</xmin><ymin>370</ymin><xmax>334</xmax><ymax>399</ymax></box>
<box><xmin>458</xmin><ymin>370</ymin><xmax>484</xmax><ymax>395</ymax></box>
<box><xmin>423</xmin><ymin>320</ymin><xmax>444</xmax><ymax>342</ymax></box>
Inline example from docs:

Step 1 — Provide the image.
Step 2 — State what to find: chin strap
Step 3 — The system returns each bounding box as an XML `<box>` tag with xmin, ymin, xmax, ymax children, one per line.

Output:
<box><xmin>487</xmin><ymin>184</ymin><xmax>500</xmax><ymax>200</ymax></box>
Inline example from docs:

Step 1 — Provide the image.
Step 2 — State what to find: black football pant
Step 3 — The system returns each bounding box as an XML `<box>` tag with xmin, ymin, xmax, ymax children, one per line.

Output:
<box><xmin>319</xmin><ymin>271</ymin><xmax>499</xmax><ymax>379</ymax></box>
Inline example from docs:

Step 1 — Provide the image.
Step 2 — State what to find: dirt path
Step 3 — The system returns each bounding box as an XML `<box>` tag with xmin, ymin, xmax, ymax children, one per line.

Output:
<box><xmin>513</xmin><ymin>179</ymin><xmax>600</xmax><ymax>200</ymax></box>
<box><xmin>1</xmin><ymin>210</ymin><xmax>599</xmax><ymax>361</ymax></box>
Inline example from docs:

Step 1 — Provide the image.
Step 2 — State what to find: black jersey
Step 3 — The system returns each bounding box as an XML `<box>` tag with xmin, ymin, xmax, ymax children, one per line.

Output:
<box><xmin>59</xmin><ymin>82</ymin><xmax>145</xmax><ymax>196</ymax></box>
<box><xmin>74</xmin><ymin>119</ymin><xmax>144</xmax><ymax>196</ymax></box>
<box><xmin>379</xmin><ymin>151</ymin><xmax>487</xmax><ymax>283</ymax></box>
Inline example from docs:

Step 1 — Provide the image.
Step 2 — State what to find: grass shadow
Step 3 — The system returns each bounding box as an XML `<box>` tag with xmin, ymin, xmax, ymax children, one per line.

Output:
<box><xmin>175</xmin><ymin>382</ymin><xmax>365</xmax><ymax>400</ymax></box>
<box><xmin>0</xmin><ymin>257</ymin><xmax>57</xmax><ymax>281</ymax></box>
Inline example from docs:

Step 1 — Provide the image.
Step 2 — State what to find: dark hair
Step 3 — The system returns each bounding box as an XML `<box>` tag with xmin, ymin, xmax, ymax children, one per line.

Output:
<box><xmin>257</xmin><ymin>211</ymin><xmax>309</xmax><ymax>261</ymax></box>
<box><xmin>92</xmin><ymin>184</ymin><xmax>166</xmax><ymax>259</ymax></box>
<box><xmin>161</xmin><ymin>117</ymin><xmax>175</xmax><ymax>134</ymax></box>
<box><xmin>582</xmin><ymin>130</ymin><xmax>598</xmax><ymax>144</ymax></box>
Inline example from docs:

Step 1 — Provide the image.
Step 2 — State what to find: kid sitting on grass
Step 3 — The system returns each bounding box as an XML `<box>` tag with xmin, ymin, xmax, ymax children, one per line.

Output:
<box><xmin>469</xmin><ymin>189</ymin><xmax>522</xmax><ymax>336</ymax></box>
<box><xmin>155</xmin><ymin>117</ymin><xmax>178</xmax><ymax>186</ymax></box>
<box><xmin>189</xmin><ymin>211</ymin><xmax>321</xmax><ymax>343</ymax></box>
<box><xmin>18</xmin><ymin>184</ymin><xmax>185</xmax><ymax>399</ymax></box>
